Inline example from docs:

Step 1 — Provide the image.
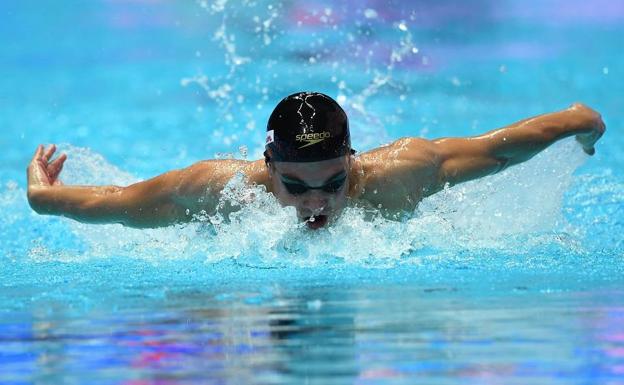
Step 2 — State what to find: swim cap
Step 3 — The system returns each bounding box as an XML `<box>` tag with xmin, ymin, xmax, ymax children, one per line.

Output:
<box><xmin>265</xmin><ymin>92</ymin><xmax>353</xmax><ymax>162</ymax></box>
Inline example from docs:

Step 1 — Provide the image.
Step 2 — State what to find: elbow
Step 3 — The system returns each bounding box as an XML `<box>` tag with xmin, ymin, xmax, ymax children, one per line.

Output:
<box><xmin>101</xmin><ymin>186</ymin><xmax>167</xmax><ymax>228</ymax></box>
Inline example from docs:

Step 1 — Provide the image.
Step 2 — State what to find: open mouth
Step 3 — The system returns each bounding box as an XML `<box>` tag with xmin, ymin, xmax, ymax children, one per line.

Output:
<box><xmin>305</xmin><ymin>215</ymin><xmax>328</xmax><ymax>230</ymax></box>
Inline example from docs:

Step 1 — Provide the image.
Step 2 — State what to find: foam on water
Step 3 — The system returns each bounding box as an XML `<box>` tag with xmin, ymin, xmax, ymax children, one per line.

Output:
<box><xmin>4</xmin><ymin>138</ymin><xmax>619</xmax><ymax>272</ymax></box>
<box><xmin>1</xmin><ymin>0</ymin><xmax>621</xmax><ymax>284</ymax></box>
<box><xmin>2</xmin><ymin>2</ymin><xmax>624</xmax><ymax>383</ymax></box>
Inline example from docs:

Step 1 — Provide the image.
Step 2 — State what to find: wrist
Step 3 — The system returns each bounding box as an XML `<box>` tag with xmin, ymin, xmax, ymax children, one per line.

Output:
<box><xmin>27</xmin><ymin>185</ymin><xmax>52</xmax><ymax>214</ymax></box>
<box><xmin>566</xmin><ymin>103</ymin><xmax>602</xmax><ymax>134</ymax></box>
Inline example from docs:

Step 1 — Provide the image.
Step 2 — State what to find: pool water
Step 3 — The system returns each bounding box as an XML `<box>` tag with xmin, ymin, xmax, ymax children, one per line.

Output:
<box><xmin>1</xmin><ymin>0</ymin><xmax>623</xmax><ymax>383</ymax></box>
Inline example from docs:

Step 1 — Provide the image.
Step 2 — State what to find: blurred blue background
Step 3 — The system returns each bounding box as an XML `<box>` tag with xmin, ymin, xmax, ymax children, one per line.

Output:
<box><xmin>2</xmin><ymin>0</ymin><xmax>622</xmax><ymax>179</ymax></box>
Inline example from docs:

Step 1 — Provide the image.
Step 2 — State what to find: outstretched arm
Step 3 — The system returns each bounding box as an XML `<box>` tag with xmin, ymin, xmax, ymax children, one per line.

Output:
<box><xmin>27</xmin><ymin>145</ymin><xmax>266</xmax><ymax>228</ymax></box>
<box><xmin>423</xmin><ymin>103</ymin><xmax>605</xmax><ymax>192</ymax></box>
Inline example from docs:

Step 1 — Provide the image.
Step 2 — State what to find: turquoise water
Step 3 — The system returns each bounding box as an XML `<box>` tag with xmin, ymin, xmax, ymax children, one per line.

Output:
<box><xmin>1</xmin><ymin>0</ymin><xmax>624</xmax><ymax>383</ymax></box>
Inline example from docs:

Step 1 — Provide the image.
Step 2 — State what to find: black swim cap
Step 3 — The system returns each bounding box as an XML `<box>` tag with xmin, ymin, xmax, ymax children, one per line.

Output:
<box><xmin>265</xmin><ymin>92</ymin><xmax>353</xmax><ymax>162</ymax></box>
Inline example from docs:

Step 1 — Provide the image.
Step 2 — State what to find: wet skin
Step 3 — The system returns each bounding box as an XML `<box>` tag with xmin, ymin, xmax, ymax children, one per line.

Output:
<box><xmin>27</xmin><ymin>103</ymin><xmax>605</xmax><ymax>229</ymax></box>
<box><xmin>266</xmin><ymin>156</ymin><xmax>353</xmax><ymax>229</ymax></box>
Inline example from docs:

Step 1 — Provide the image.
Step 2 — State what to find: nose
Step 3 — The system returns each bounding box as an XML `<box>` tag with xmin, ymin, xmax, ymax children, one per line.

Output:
<box><xmin>301</xmin><ymin>190</ymin><xmax>329</xmax><ymax>214</ymax></box>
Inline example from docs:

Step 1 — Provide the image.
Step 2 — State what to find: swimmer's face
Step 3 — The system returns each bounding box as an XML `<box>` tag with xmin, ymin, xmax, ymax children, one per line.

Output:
<box><xmin>267</xmin><ymin>155</ymin><xmax>352</xmax><ymax>230</ymax></box>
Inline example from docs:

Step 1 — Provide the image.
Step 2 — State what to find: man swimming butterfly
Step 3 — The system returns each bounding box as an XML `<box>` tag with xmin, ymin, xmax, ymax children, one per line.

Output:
<box><xmin>27</xmin><ymin>92</ymin><xmax>605</xmax><ymax>230</ymax></box>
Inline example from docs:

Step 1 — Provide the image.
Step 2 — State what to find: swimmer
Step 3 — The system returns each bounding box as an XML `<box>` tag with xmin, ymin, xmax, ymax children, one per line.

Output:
<box><xmin>27</xmin><ymin>92</ymin><xmax>605</xmax><ymax>230</ymax></box>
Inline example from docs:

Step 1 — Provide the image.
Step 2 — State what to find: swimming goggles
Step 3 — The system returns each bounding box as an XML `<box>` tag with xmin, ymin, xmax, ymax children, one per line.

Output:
<box><xmin>280</xmin><ymin>173</ymin><xmax>347</xmax><ymax>195</ymax></box>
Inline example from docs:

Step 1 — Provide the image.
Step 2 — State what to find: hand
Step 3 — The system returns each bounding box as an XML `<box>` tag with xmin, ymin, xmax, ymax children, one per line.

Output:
<box><xmin>571</xmin><ymin>103</ymin><xmax>606</xmax><ymax>156</ymax></box>
<box><xmin>27</xmin><ymin>144</ymin><xmax>67</xmax><ymax>188</ymax></box>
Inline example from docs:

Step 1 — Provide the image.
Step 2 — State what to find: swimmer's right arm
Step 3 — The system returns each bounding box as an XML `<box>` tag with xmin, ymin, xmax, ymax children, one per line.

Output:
<box><xmin>27</xmin><ymin>145</ymin><xmax>265</xmax><ymax>228</ymax></box>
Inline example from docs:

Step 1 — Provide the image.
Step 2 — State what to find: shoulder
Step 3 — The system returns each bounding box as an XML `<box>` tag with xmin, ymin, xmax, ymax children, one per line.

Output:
<box><xmin>177</xmin><ymin>159</ymin><xmax>269</xmax><ymax>198</ymax></box>
<box><xmin>351</xmin><ymin>137</ymin><xmax>442</xmax><ymax>211</ymax></box>
<box><xmin>360</xmin><ymin>137</ymin><xmax>440</xmax><ymax>165</ymax></box>
<box><xmin>358</xmin><ymin>137</ymin><xmax>441</xmax><ymax>176</ymax></box>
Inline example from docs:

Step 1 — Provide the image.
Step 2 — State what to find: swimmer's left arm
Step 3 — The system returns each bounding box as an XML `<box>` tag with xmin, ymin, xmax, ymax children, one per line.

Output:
<box><xmin>418</xmin><ymin>103</ymin><xmax>605</xmax><ymax>193</ymax></box>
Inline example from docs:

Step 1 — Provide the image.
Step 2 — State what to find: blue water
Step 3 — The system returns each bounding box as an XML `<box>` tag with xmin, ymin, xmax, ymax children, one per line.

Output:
<box><xmin>1</xmin><ymin>0</ymin><xmax>624</xmax><ymax>383</ymax></box>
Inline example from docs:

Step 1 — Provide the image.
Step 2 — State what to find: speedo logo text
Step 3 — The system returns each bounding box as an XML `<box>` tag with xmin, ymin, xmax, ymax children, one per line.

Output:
<box><xmin>296</xmin><ymin>132</ymin><xmax>331</xmax><ymax>149</ymax></box>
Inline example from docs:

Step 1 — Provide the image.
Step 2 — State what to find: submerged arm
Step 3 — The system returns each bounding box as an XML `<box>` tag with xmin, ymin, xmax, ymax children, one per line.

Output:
<box><xmin>424</xmin><ymin>103</ymin><xmax>605</xmax><ymax>192</ymax></box>
<box><xmin>27</xmin><ymin>145</ymin><xmax>265</xmax><ymax>228</ymax></box>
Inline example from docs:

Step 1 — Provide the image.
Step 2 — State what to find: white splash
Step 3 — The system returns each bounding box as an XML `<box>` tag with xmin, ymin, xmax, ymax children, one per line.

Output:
<box><xmin>5</xmin><ymin>137</ymin><xmax>600</xmax><ymax>267</ymax></box>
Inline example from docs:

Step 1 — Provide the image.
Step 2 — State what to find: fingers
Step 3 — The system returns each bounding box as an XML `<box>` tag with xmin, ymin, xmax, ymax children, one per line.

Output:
<box><xmin>31</xmin><ymin>145</ymin><xmax>44</xmax><ymax>164</ymax></box>
<box><xmin>28</xmin><ymin>145</ymin><xmax>45</xmax><ymax>184</ymax></box>
<box><xmin>31</xmin><ymin>144</ymin><xmax>65</xmax><ymax>166</ymax></box>
<box><xmin>598</xmin><ymin>120</ymin><xmax>606</xmax><ymax>137</ymax></box>
<box><xmin>49</xmin><ymin>153</ymin><xmax>67</xmax><ymax>168</ymax></box>
<box><xmin>28</xmin><ymin>145</ymin><xmax>65</xmax><ymax>187</ymax></box>
<box><xmin>48</xmin><ymin>153</ymin><xmax>67</xmax><ymax>179</ymax></box>
<box><xmin>31</xmin><ymin>144</ymin><xmax>57</xmax><ymax>164</ymax></box>
<box><xmin>42</xmin><ymin>144</ymin><xmax>57</xmax><ymax>162</ymax></box>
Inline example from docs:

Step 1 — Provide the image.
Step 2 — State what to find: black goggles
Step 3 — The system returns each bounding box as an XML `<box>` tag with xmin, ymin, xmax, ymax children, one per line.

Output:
<box><xmin>280</xmin><ymin>174</ymin><xmax>347</xmax><ymax>195</ymax></box>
